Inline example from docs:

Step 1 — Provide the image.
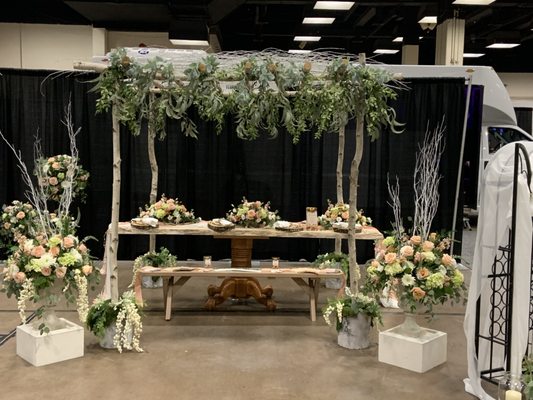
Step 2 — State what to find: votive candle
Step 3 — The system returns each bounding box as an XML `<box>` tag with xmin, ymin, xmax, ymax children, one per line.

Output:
<box><xmin>272</xmin><ymin>257</ymin><xmax>280</xmax><ymax>268</ymax></box>
<box><xmin>204</xmin><ymin>256</ymin><xmax>212</xmax><ymax>267</ymax></box>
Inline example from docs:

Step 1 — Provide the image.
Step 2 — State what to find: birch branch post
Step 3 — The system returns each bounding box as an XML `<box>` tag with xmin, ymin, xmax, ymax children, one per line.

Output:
<box><xmin>335</xmin><ymin>124</ymin><xmax>346</xmax><ymax>253</ymax></box>
<box><xmin>147</xmin><ymin>94</ymin><xmax>159</xmax><ymax>252</ymax></box>
<box><xmin>109</xmin><ymin>104</ymin><xmax>121</xmax><ymax>300</ymax></box>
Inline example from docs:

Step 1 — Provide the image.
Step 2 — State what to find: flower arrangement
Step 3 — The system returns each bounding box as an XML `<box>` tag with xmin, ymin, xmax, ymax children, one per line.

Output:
<box><xmin>139</xmin><ymin>195</ymin><xmax>199</xmax><ymax>224</ymax></box>
<box><xmin>35</xmin><ymin>155</ymin><xmax>90</xmax><ymax>202</ymax></box>
<box><xmin>365</xmin><ymin>232</ymin><xmax>466</xmax><ymax>315</ymax></box>
<box><xmin>2</xmin><ymin>216</ymin><xmax>98</xmax><ymax>330</ymax></box>
<box><xmin>314</xmin><ymin>252</ymin><xmax>350</xmax><ymax>280</ymax></box>
<box><xmin>131</xmin><ymin>247</ymin><xmax>177</xmax><ymax>286</ymax></box>
<box><xmin>0</xmin><ymin>201</ymin><xmax>38</xmax><ymax>253</ymax></box>
<box><xmin>322</xmin><ymin>287</ymin><xmax>382</xmax><ymax>331</ymax></box>
<box><xmin>226</xmin><ymin>198</ymin><xmax>279</xmax><ymax>228</ymax></box>
<box><xmin>318</xmin><ymin>201</ymin><xmax>372</xmax><ymax>229</ymax></box>
<box><xmin>86</xmin><ymin>290</ymin><xmax>143</xmax><ymax>353</ymax></box>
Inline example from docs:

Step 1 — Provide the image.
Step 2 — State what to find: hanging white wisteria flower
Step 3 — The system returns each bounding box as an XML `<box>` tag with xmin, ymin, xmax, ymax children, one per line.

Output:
<box><xmin>16</xmin><ymin>278</ymin><xmax>35</xmax><ymax>323</ymax></box>
<box><xmin>73</xmin><ymin>270</ymin><xmax>89</xmax><ymax>323</ymax></box>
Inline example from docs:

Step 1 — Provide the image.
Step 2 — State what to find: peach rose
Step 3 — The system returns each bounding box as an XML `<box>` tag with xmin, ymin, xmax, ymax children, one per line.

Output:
<box><xmin>63</xmin><ymin>236</ymin><xmax>75</xmax><ymax>249</ymax></box>
<box><xmin>341</xmin><ymin>211</ymin><xmax>349</xmax><ymax>220</ymax></box>
<box><xmin>154</xmin><ymin>201</ymin><xmax>163</xmax><ymax>209</ymax></box>
<box><xmin>55</xmin><ymin>266</ymin><xmax>67</xmax><ymax>279</ymax></box>
<box><xmin>49</xmin><ymin>246</ymin><xmax>60</xmax><ymax>257</ymax></box>
<box><xmin>422</xmin><ymin>241</ymin><xmax>435</xmax><ymax>252</ymax></box>
<box><xmin>41</xmin><ymin>266</ymin><xmax>52</xmax><ymax>276</ymax></box>
<box><xmin>411</xmin><ymin>287</ymin><xmax>426</xmax><ymax>300</ymax></box>
<box><xmin>16</xmin><ymin>211</ymin><xmax>26</xmax><ymax>219</ymax></box>
<box><xmin>255</xmin><ymin>201</ymin><xmax>262</xmax><ymax>208</ymax></box>
<box><xmin>416</xmin><ymin>267</ymin><xmax>430</xmax><ymax>279</ymax></box>
<box><xmin>247</xmin><ymin>210</ymin><xmax>256</xmax><ymax>219</ymax></box>
<box><xmin>52</xmin><ymin>162</ymin><xmax>61</xmax><ymax>170</ymax></box>
<box><xmin>371</xmin><ymin>260</ymin><xmax>380</xmax><ymax>269</ymax></box>
<box><xmin>81</xmin><ymin>264</ymin><xmax>93</xmax><ymax>276</ymax></box>
<box><xmin>78</xmin><ymin>243</ymin><xmax>88</xmax><ymax>254</ymax></box>
<box><xmin>384</xmin><ymin>252</ymin><xmax>397</xmax><ymax>264</ymax></box>
<box><xmin>48</xmin><ymin>157</ymin><xmax>55</xmax><ymax>163</ymax></box>
<box><xmin>14</xmin><ymin>272</ymin><xmax>26</xmax><ymax>284</ymax></box>
<box><xmin>4</xmin><ymin>222</ymin><xmax>11</xmax><ymax>229</ymax></box>
<box><xmin>429</xmin><ymin>232</ymin><xmax>437</xmax><ymax>241</ymax></box>
<box><xmin>400</xmin><ymin>245</ymin><xmax>414</xmax><ymax>257</ymax></box>
<box><xmin>49</xmin><ymin>177</ymin><xmax>58</xmax><ymax>186</ymax></box>
<box><xmin>410</xmin><ymin>235</ymin><xmax>422</xmax><ymax>246</ymax></box>
<box><xmin>167</xmin><ymin>203</ymin><xmax>176</xmax><ymax>211</ymax></box>
<box><xmin>441</xmin><ymin>254</ymin><xmax>455</xmax><ymax>267</ymax></box>
<box><xmin>167</xmin><ymin>198</ymin><xmax>175</xmax><ymax>204</ymax></box>
<box><xmin>30</xmin><ymin>245</ymin><xmax>46</xmax><ymax>258</ymax></box>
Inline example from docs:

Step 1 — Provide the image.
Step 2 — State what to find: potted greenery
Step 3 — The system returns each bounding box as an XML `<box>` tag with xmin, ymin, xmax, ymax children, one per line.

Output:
<box><xmin>314</xmin><ymin>252</ymin><xmax>349</xmax><ymax>290</ymax></box>
<box><xmin>322</xmin><ymin>287</ymin><xmax>382</xmax><ymax>350</ymax></box>
<box><xmin>86</xmin><ymin>290</ymin><xmax>143</xmax><ymax>353</ymax></box>
<box><xmin>132</xmin><ymin>247</ymin><xmax>177</xmax><ymax>288</ymax></box>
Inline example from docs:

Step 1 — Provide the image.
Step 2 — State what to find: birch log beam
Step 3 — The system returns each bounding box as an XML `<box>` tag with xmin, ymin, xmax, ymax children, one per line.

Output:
<box><xmin>335</xmin><ymin>124</ymin><xmax>346</xmax><ymax>254</ymax></box>
<box><xmin>147</xmin><ymin>95</ymin><xmax>159</xmax><ymax>252</ymax></box>
<box><xmin>110</xmin><ymin>105</ymin><xmax>122</xmax><ymax>300</ymax></box>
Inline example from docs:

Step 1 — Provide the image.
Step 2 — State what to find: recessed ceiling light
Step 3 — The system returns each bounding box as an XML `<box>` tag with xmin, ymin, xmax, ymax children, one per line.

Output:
<box><xmin>418</xmin><ymin>16</ymin><xmax>438</xmax><ymax>24</ymax></box>
<box><xmin>452</xmin><ymin>0</ymin><xmax>495</xmax><ymax>5</ymax></box>
<box><xmin>393</xmin><ymin>37</ymin><xmax>403</xmax><ymax>42</ymax></box>
<box><xmin>288</xmin><ymin>49</ymin><xmax>312</xmax><ymax>54</ymax></box>
<box><xmin>463</xmin><ymin>53</ymin><xmax>485</xmax><ymax>58</ymax></box>
<box><xmin>373</xmin><ymin>49</ymin><xmax>400</xmax><ymax>54</ymax></box>
<box><xmin>303</xmin><ymin>17</ymin><xmax>335</xmax><ymax>24</ymax></box>
<box><xmin>169</xmin><ymin>39</ymin><xmax>210</xmax><ymax>47</ymax></box>
<box><xmin>314</xmin><ymin>1</ymin><xmax>355</xmax><ymax>10</ymax></box>
<box><xmin>486</xmin><ymin>43</ymin><xmax>520</xmax><ymax>49</ymax></box>
<box><xmin>294</xmin><ymin>36</ymin><xmax>322</xmax><ymax>42</ymax></box>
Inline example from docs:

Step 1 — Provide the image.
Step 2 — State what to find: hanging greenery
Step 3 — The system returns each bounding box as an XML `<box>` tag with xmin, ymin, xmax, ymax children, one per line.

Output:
<box><xmin>92</xmin><ymin>48</ymin><xmax>403</xmax><ymax>142</ymax></box>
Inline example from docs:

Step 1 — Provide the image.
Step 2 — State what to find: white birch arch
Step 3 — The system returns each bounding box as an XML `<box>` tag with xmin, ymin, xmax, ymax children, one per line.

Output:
<box><xmin>464</xmin><ymin>141</ymin><xmax>533</xmax><ymax>399</ymax></box>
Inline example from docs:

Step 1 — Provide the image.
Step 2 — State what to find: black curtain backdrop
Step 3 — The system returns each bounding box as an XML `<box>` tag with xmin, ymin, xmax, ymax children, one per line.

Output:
<box><xmin>515</xmin><ymin>107</ymin><xmax>532</xmax><ymax>134</ymax></box>
<box><xmin>0</xmin><ymin>69</ymin><xmax>468</xmax><ymax>262</ymax></box>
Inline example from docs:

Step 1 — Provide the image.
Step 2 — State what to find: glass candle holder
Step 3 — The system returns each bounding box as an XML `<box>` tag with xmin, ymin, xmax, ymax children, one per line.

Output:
<box><xmin>306</xmin><ymin>207</ymin><xmax>318</xmax><ymax>226</ymax></box>
<box><xmin>272</xmin><ymin>257</ymin><xmax>280</xmax><ymax>269</ymax></box>
<box><xmin>498</xmin><ymin>373</ymin><xmax>525</xmax><ymax>400</ymax></box>
<box><xmin>203</xmin><ymin>256</ymin><xmax>212</xmax><ymax>267</ymax></box>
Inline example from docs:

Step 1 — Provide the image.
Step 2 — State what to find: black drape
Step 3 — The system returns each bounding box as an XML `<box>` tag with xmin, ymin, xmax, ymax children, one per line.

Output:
<box><xmin>0</xmin><ymin>69</ymin><xmax>468</xmax><ymax>261</ymax></box>
<box><xmin>515</xmin><ymin>107</ymin><xmax>532</xmax><ymax>134</ymax></box>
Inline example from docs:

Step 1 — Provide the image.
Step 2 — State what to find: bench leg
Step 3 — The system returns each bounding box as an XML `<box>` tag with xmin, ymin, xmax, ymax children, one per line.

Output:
<box><xmin>162</xmin><ymin>277</ymin><xmax>174</xmax><ymax>321</ymax></box>
<box><xmin>291</xmin><ymin>277</ymin><xmax>318</xmax><ymax>322</ymax></box>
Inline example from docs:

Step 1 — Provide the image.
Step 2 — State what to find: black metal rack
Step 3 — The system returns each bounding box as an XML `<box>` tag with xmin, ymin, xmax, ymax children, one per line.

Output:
<box><xmin>475</xmin><ymin>143</ymin><xmax>533</xmax><ymax>385</ymax></box>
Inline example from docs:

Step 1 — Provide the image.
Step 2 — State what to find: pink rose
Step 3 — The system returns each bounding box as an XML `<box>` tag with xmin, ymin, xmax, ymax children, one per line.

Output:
<box><xmin>247</xmin><ymin>210</ymin><xmax>256</xmax><ymax>220</ymax></box>
<box><xmin>41</xmin><ymin>266</ymin><xmax>52</xmax><ymax>276</ymax></box>
<box><xmin>30</xmin><ymin>245</ymin><xmax>45</xmax><ymax>258</ymax></box>
<box><xmin>410</xmin><ymin>235</ymin><xmax>422</xmax><ymax>246</ymax></box>
<box><xmin>55</xmin><ymin>266</ymin><xmax>67</xmax><ymax>279</ymax></box>
<box><xmin>422</xmin><ymin>241</ymin><xmax>435</xmax><ymax>252</ymax></box>
<box><xmin>16</xmin><ymin>211</ymin><xmax>26</xmax><ymax>219</ymax></box>
<box><xmin>14</xmin><ymin>272</ymin><xmax>26</xmax><ymax>284</ymax></box>
<box><xmin>78</xmin><ymin>243</ymin><xmax>88</xmax><ymax>254</ymax></box>
<box><xmin>81</xmin><ymin>264</ymin><xmax>93</xmax><ymax>276</ymax></box>
<box><xmin>49</xmin><ymin>246</ymin><xmax>60</xmax><ymax>257</ymax></box>
<box><xmin>400</xmin><ymin>245</ymin><xmax>414</xmax><ymax>257</ymax></box>
<box><xmin>63</xmin><ymin>236</ymin><xmax>75</xmax><ymax>249</ymax></box>
<box><xmin>441</xmin><ymin>254</ymin><xmax>455</xmax><ymax>267</ymax></box>
<box><xmin>167</xmin><ymin>198</ymin><xmax>175</xmax><ymax>204</ymax></box>
<box><xmin>52</xmin><ymin>162</ymin><xmax>61</xmax><ymax>170</ymax></box>
<box><xmin>49</xmin><ymin>177</ymin><xmax>58</xmax><ymax>186</ymax></box>
<box><xmin>384</xmin><ymin>252</ymin><xmax>397</xmax><ymax>264</ymax></box>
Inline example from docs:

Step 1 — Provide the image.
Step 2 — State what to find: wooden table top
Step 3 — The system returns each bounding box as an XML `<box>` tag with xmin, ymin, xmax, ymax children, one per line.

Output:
<box><xmin>118</xmin><ymin>221</ymin><xmax>383</xmax><ymax>240</ymax></box>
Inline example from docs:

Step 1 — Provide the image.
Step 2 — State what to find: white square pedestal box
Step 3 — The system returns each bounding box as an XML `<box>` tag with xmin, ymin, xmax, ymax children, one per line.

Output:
<box><xmin>378</xmin><ymin>326</ymin><xmax>447</xmax><ymax>373</ymax></box>
<box><xmin>16</xmin><ymin>318</ymin><xmax>84</xmax><ymax>366</ymax></box>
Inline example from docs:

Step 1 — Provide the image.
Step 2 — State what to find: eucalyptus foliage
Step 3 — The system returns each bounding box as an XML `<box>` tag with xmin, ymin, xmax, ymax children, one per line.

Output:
<box><xmin>93</xmin><ymin>49</ymin><xmax>403</xmax><ymax>142</ymax></box>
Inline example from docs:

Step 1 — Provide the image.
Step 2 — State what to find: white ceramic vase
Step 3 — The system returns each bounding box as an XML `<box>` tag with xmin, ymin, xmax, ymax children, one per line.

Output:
<box><xmin>337</xmin><ymin>314</ymin><xmax>371</xmax><ymax>350</ymax></box>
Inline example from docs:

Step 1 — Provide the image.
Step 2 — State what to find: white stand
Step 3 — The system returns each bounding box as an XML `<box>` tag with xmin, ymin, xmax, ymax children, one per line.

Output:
<box><xmin>378</xmin><ymin>326</ymin><xmax>447</xmax><ymax>373</ymax></box>
<box><xmin>16</xmin><ymin>319</ymin><xmax>84</xmax><ymax>366</ymax></box>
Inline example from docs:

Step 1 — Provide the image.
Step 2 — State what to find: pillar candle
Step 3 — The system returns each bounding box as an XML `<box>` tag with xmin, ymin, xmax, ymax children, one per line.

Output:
<box><xmin>505</xmin><ymin>389</ymin><xmax>522</xmax><ymax>400</ymax></box>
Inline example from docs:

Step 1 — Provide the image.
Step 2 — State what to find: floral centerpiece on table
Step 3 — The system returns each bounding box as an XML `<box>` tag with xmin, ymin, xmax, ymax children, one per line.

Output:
<box><xmin>365</xmin><ymin>232</ymin><xmax>466</xmax><ymax>315</ymax></box>
<box><xmin>0</xmin><ymin>201</ymin><xmax>38</xmax><ymax>254</ymax></box>
<box><xmin>322</xmin><ymin>287</ymin><xmax>382</xmax><ymax>331</ymax></box>
<box><xmin>35</xmin><ymin>155</ymin><xmax>90</xmax><ymax>202</ymax></box>
<box><xmin>139</xmin><ymin>195</ymin><xmax>199</xmax><ymax>224</ymax></box>
<box><xmin>226</xmin><ymin>198</ymin><xmax>279</xmax><ymax>228</ymax></box>
<box><xmin>318</xmin><ymin>200</ymin><xmax>372</xmax><ymax>229</ymax></box>
<box><xmin>86</xmin><ymin>290</ymin><xmax>143</xmax><ymax>353</ymax></box>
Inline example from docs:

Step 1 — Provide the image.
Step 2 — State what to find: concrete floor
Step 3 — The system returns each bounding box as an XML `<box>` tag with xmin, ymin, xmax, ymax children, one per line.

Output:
<box><xmin>0</xmin><ymin>228</ymin><xmax>496</xmax><ymax>400</ymax></box>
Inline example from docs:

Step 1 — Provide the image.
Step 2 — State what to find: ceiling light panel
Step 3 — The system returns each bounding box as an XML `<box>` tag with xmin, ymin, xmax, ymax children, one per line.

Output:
<box><xmin>393</xmin><ymin>37</ymin><xmax>403</xmax><ymax>42</ymax></box>
<box><xmin>463</xmin><ymin>53</ymin><xmax>485</xmax><ymax>58</ymax></box>
<box><xmin>373</xmin><ymin>49</ymin><xmax>399</xmax><ymax>54</ymax></box>
<box><xmin>418</xmin><ymin>16</ymin><xmax>438</xmax><ymax>24</ymax></box>
<box><xmin>486</xmin><ymin>43</ymin><xmax>520</xmax><ymax>48</ymax></box>
<box><xmin>314</xmin><ymin>1</ymin><xmax>355</xmax><ymax>10</ymax></box>
<box><xmin>288</xmin><ymin>49</ymin><xmax>312</xmax><ymax>54</ymax></box>
<box><xmin>452</xmin><ymin>0</ymin><xmax>495</xmax><ymax>5</ymax></box>
<box><xmin>303</xmin><ymin>17</ymin><xmax>335</xmax><ymax>24</ymax></box>
<box><xmin>294</xmin><ymin>36</ymin><xmax>322</xmax><ymax>41</ymax></box>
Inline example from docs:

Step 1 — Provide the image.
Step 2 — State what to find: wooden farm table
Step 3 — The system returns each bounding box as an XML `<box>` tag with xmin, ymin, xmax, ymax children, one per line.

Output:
<box><xmin>101</xmin><ymin>221</ymin><xmax>382</xmax><ymax>307</ymax></box>
<box><xmin>134</xmin><ymin>266</ymin><xmax>346</xmax><ymax>321</ymax></box>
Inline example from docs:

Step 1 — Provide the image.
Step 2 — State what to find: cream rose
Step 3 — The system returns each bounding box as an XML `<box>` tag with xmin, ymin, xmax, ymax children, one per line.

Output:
<box><xmin>55</xmin><ymin>266</ymin><xmax>67</xmax><ymax>279</ymax></box>
<box><xmin>49</xmin><ymin>177</ymin><xmax>58</xmax><ymax>186</ymax></box>
<box><xmin>441</xmin><ymin>254</ymin><xmax>456</xmax><ymax>267</ymax></box>
<box><xmin>422</xmin><ymin>241</ymin><xmax>435</xmax><ymax>252</ymax></box>
<box><xmin>14</xmin><ymin>271</ymin><xmax>27</xmax><ymax>284</ymax></box>
<box><xmin>411</xmin><ymin>287</ymin><xmax>426</xmax><ymax>300</ymax></box>
<box><xmin>416</xmin><ymin>267</ymin><xmax>430</xmax><ymax>279</ymax></box>
<box><xmin>41</xmin><ymin>265</ymin><xmax>52</xmax><ymax>276</ymax></box>
<box><xmin>410</xmin><ymin>235</ymin><xmax>422</xmax><ymax>246</ymax></box>
<box><xmin>78</xmin><ymin>243</ymin><xmax>88</xmax><ymax>254</ymax></box>
<box><xmin>384</xmin><ymin>252</ymin><xmax>397</xmax><ymax>264</ymax></box>
<box><xmin>400</xmin><ymin>245</ymin><xmax>414</xmax><ymax>257</ymax></box>
<box><xmin>81</xmin><ymin>264</ymin><xmax>93</xmax><ymax>276</ymax></box>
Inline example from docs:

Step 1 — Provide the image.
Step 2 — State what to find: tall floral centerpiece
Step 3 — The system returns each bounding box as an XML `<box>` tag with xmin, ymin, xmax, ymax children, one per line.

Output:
<box><xmin>226</xmin><ymin>198</ymin><xmax>279</xmax><ymax>228</ymax></box>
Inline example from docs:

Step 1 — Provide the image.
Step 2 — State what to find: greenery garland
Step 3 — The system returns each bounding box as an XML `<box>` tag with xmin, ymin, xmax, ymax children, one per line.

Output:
<box><xmin>93</xmin><ymin>49</ymin><xmax>403</xmax><ymax>143</ymax></box>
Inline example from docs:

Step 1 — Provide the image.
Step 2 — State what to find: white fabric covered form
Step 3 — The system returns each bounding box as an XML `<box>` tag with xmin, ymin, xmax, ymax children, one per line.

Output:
<box><xmin>464</xmin><ymin>141</ymin><xmax>533</xmax><ymax>399</ymax></box>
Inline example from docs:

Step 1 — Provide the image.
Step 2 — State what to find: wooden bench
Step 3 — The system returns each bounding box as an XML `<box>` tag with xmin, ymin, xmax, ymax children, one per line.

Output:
<box><xmin>134</xmin><ymin>266</ymin><xmax>345</xmax><ymax>322</ymax></box>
